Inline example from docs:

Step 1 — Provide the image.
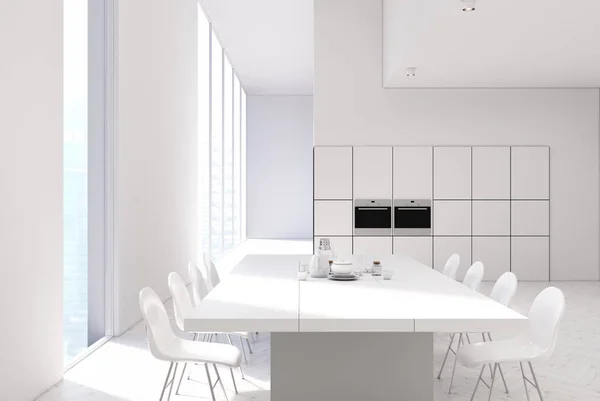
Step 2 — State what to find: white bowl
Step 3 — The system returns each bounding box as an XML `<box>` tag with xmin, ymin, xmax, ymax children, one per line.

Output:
<box><xmin>331</xmin><ymin>260</ymin><xmax>355</xmax><ymax>275</ymax></box>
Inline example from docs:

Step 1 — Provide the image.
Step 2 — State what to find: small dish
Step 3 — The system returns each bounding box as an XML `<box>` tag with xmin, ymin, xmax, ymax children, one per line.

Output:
<box><xmin>382</xmin><ymin>269</ymin><xmax>394</xmax><ymax>280</ymax></box>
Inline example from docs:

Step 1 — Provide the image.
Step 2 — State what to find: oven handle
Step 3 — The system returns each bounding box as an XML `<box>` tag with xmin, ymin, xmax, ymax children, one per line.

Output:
<box><xmin>357</xmin><ymin>207</ymin><xmax>390</xmax><ymax>211</ymax></box>
<box><xmin>396</xmin><ymin>207</ymin><xmax>429</xmax><ymax>210</ymax></box>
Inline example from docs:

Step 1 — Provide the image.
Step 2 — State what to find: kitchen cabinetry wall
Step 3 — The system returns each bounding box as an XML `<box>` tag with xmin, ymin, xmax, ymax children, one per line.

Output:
<box><xmin>314</xmin><ymin>146</ymin><xmax>551</xmax><ymax>281</ymax></box>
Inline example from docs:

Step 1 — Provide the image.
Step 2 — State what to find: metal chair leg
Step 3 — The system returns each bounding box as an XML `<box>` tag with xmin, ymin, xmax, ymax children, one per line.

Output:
<box><xmin>528</xmin><ymin>362</ymin><xmax>545</xmax><ymax>401</ymax></box>
<box><xmin>437</xmin><ymin>333</ymin><xmax>455</xmax><ymax>379</ymax></box>
<box><xmin>487</xmin><ymin>363</ymin><xmax>497</xmax><ymax>401</ymax></box>
<box><xmin>448</xmin><ymin>333</ymin><xmax>463</xmax><ymax>394</ymax></box>
<box><xmin>213</xmin><ymin>364</ymin><xmax>228</xmax><ymax>400</ymax></box>
<box><xmin>205</xmin><ymin>363</ymin><xmax>217</xmax><ymax>401</ymax></box>
<box><xmin>469</xmin><ymin>365</ymin><xmax>486</xmax><ymax>401</ymax></box>
<box><xmin>230</xmin><ymin>368</ymin><xmax>239</xmax><ymax>394</ymax></box>
<box><xmin>465</xmin><ymin>333</ymin><xmax>472</xmax><ymax>344</ymax></box>
<box><xmin>176</xmin><ymin>362</ymin><xmax>188</xmax><ymax>394</ymax></box>
<box><xmin>238</xmin><ymin>364</ymin><xmax>245</xmax><ymax>379</ymax></box>
<box><xmin>159</xmin><ymin>362</ymin><xmax>174</xmax><ymax>401</ymax></box>
<box><xmin>239</xmin><ymin>336</ymin><xmax>248</xmax><ymax>364</ymax></box>
<box><xmin>165</xmin><ymin>363</ymin><xmax>178</xmax><ymax>401</ymax></box>
<box><xmin>520</xmin><ymin>362</ymin><xmax>532</xmax><ymax>401</ymax></box>
<box><xmin>245</xmin><ymin>337</ymin><xmax>253</xmax><ymax>354</ymax></box>
<box><xmin>484</xmin><ymin>332</ymin><xmax>508</xmax><ymax>393</ymax></box>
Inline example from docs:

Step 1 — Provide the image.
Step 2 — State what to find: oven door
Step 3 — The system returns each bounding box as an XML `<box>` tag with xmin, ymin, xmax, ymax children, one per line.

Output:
<box><xmin>394</xmin><ymin>206</ymin><xmax>431</xmax><ymax>236</ymax></box>
<box><xmin>354</xmin><ymin>205</ymin><xmax>392</xmax><ymax>235</ymax></box>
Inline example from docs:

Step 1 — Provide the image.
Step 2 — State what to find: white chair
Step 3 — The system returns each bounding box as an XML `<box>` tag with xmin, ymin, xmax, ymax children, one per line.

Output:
<box><xmin>439</xmin><ymin>261</ymin><xmax>485</xmax><ymax>393</ymax></box>
<box><xmin>463</xmin><ymin>261</ymin><xmax>484</xmax><ymax>291</ymax></box>
<box><xmin>457</xmin><ymin>286</ymin><xmax>565</xmax><ymax>401</ymax></box>
<box><xmin>184</xmin><ymin>266</ymin><xmax>254</xmax><ymax>362</ymax></box>
<box><xmin>139</xmin><ymin>287</ymin><xmax>242</xmax><ymax>401</ymax></box>
<box><xmin>442</xmin><ymin>253</ymin><xmax>460</xmax><ymax>280</ymax></box>
<box><xmin>204</xmin><ymin>254</ymin><xmax>221</xmax><ymax>291</ymax></box>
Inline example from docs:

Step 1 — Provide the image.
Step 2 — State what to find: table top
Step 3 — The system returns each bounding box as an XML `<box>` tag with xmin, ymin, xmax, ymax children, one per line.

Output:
<box><xmin>183</xmin><ymin>254</ymin><xmax>528</xmax><ymax>333</ymax></box>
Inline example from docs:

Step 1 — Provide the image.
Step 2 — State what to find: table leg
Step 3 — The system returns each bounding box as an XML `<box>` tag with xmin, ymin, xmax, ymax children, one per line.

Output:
<box><xmin>271</xmin><ymin>332</ymin><xmax>433</xmax><ymax>401</ymax></box>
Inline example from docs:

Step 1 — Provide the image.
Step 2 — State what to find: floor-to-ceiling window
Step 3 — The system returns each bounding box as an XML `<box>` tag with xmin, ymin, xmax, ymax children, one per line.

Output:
<box><xmin>64</xmin><ymin>0</ymin><xmax>111</xmax><ymax>366</ymax></box>
<box><xmin>198</xmin><ymin>4</ymin><xmax>247</xmax><ymax>263</ymax></box>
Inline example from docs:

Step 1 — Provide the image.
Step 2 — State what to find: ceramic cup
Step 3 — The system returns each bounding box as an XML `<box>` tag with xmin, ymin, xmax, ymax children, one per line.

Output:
<box><xmin>382</xmin><ymin>269</ymin><xmax>394</xmax><ymax>280</ymax></box>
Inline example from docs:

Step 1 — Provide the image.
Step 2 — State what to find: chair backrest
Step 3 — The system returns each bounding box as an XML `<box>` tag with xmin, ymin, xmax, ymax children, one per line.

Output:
<box><xmin>527</xmin><ymin>286</ymin><xmax>565</xmax><ymax>356</ymax></box>
<box><xmin>462</xmin><ymin>261</ymin><xmax>484</xmax><ymax>291</ymax></box>
<box><xmin>188</xmin><ymin>261</ymin><xmax>209</xmax><ymax>306</ymax></box>
<box><xmin>442</xmin><ymin>253</ymin><xmax>460</xmax><ymax>280</ymax></box>
<box><xmin>204</xmin><ymin>254</ymin><xmax>220</xmax><ymax>290</ymax></box>
<box><xmin>490</xmin><ymin>272</ymin><xmax>518</xmax><ymax>306</ymax></box>
<box><xmin>139</xmin><ymin>287</ymin><xmax>178</xmax><ymax>361</ymax></box>
<box><xmin>168</xmin><ymin>272</ymin><xmax>194</xmax><ymax>332</ymax></box>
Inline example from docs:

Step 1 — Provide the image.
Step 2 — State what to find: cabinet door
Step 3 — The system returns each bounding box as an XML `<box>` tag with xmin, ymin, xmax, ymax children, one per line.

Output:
<box><xmin>511</xmin><ymin>237</ymin><xmax>550</xmax><ymax>281</ymax></box>
<box><xmin>433</xmin><ymin>147</ymin><xmax>471</xmax><ymax>199</ymax></box>
<box><xmin>472</xmin><ymin>237</ymin><xmax>510</xmax><ymax>281</ymax></box>
<box><xmin>314</xmin><ymin>147</ymin><xmax>353</xmax><ymax>199</ymax></box>
<box><xmin>353</xmin><ymin>237</ymin><xmax>393</xmax><ymax>258</ymax></box>
<box><xmin>511</xmin><ymin>147</ymin><xmax>550</xmax><ymax>199</ymax></box>
<box><xmin>353</xmin><ymin>147</ymin><xmax>392</xmax><ymax>199</ymax></box>
<box><xmin>472</xmin><ymin>147</ymin><xmax>510</xmax><ymax>199</ymax></box>
<box><xmin>511</xmin><ymin>201</ymin><xmax>550</xmax><ymax>236</ymax></box>
<box><xmin>472</xmin><ymin>201</ymin><xmax>510</xmax><ymax>236</ymax></box>
<box><xmin>314</xmin><ymin>236</ymin><xmax>353</xmax><ymax>258</ymax></box>
<box><xmin>314</xmin><ymin>201</ymin><xmax>352</xmax><ymax>236</ymax></box>
<box><xmin>433</xmin><ymin>237</ymin><xmax>471</xmax><ymax>280</ymax></box>
<box><xmin>433</xmin><ymin>201</ymin><xmax>471</xmax><ymax>236</ymax></box>
<box><xmin>393</xmin><ymin>147</ymin><xmax>432</xmax><ymax>199</ymax></box>
<box><xmin>393</xmin><ymin>237</ymin><xmax>432</xmax><ymax>267</ymax></box>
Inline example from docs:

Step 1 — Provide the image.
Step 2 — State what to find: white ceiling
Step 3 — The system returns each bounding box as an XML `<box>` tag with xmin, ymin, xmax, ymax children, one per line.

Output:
<box><xmin>202</xmin><ymin>0</ymin><xmax>600</xmax><ymax>93</ymax></box>
<box><xmin>200</xmin><ymin>0</ymin><xmax>313</xmax><ymax>95</ymax></box>
<box><xmin>384</xmin><ymin>0</ymin><xmax>600</xmax><ymax>87</ymax></box>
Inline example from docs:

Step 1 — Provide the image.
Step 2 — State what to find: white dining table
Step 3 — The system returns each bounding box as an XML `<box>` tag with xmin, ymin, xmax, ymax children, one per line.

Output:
<box><xmin>184</xmin><ymin>254</ymin><xmax>527</xmax><ymax>401</ymax></box>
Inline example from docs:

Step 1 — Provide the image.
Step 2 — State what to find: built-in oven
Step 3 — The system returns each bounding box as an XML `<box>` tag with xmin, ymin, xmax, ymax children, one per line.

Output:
<box><xmin>394</xmin><ymin>199</ymin><xmax>432</xmax><ymax>236</ymax></box>
<box><xmin>354</xmin><ymin>199</ymin><xmax>392</xmax><ymax>236</ymax></box>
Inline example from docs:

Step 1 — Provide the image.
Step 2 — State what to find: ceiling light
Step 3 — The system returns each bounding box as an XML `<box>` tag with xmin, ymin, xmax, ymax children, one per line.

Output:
<box><xmin>461</xmin><ymin>0</ymin><xmax>476</xmax><ymax>11</ymax></box>
<box><xmin>405</xmin><ymin>67</ymin><xmax>416</xmax><ymax>77</ymax></box>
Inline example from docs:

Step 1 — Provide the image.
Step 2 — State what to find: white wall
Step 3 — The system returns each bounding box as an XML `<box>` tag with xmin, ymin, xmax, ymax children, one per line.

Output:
<box><xmin>247</xmin><ymin>96</ymin><xmax>313</xmax><ymax>239</ymax></box>
<box><xmin>115</xmin><ymin>0</ymin><xmax>198</xmax><ymax>334</ymax></box>
<box><xmin>0</xmin><ymin>1</ymin><xmax>63</xmax><ymax>399</ymax></box>
<box><xmin>314</xmin><ymin>0</ymin><xmax>600</xmax><ymax>280</ymax></box>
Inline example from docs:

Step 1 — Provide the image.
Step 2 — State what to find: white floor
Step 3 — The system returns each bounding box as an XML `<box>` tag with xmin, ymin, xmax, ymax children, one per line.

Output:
<box><xmin>38</xmin><ymin>240</ymin><xmax>600</xmax><ymax>401</ymax></box>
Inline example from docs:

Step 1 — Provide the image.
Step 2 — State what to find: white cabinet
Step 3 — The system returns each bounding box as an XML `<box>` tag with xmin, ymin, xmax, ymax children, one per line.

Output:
<box><xmin>511</xmin><ymin>147</ymin><xmax>550</xmax><ymax>200</ymax></box>
<box><xmin>393</xmin><ymin>147</ymin><xmax>432</xmax><ymax>199</ymax></box>
<box><xmin>433</xmin><ymin>201</ymin><xmax>471</xmax><ymax>236</ymax></box>
<box><xmin>314</xmin><ymin>236</ymin><xmax>353</xmax><ymax>258</ymax></box>
<box><xmin>472</xmin><ymin>147</ymin><xmax>510</xmax><ymax>199</ymax></box>
<box><xmin>433</xmin><ymin>147</ymin><xmax>471</xmax><ymax>199</ymax></box>
<box><xmin>353</xmin><ymin>237</ymin><xmax>393</xmax><ymax>258</ymax></box>
<box><xmin>353</xmin><ymin>147</ymin><xmax>392</xmax><ymax>199</ymax></box>
<box><xmin>393</xmin><ymin>237</ymin><xmax>432</xmax><ymax>267</ymax></box>
<box><xmin>511</xmin><ymin>201</ymin><xmax>549</xmax><ymax>236</ymax></box>
<box><xmin>433</xmin><ymin>237</ymin><xmax>471</xmax><ymax>280</ymax></box>
<box><xmin>472</xmin><ymin>237</ymin><xmax>510</xmax><ymax>281</ymax></box>
<box><xmin>511</xmin><ymin>237</ymin><xmax>550</xmax><ymax>281</ymax></box>
<box><xmin>314</xmin><ymin>147</ymin><xmax>353</xmax><ymax>199</ymax></box>
<box><xmin>472</xmin><ymin>201</ymin><xmax>510</xmax><ymax>236</ymax></box>
<box><xmin>314</xmin><ymin>201</ymin><xmax>352</xmax><ymax>236</ymax></box>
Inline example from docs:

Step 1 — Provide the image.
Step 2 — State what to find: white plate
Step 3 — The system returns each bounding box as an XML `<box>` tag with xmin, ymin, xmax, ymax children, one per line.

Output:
<box><xmin>328</xmin><ymin>275</ymin><xmax>359</xmax><ymax>281</ymax></box>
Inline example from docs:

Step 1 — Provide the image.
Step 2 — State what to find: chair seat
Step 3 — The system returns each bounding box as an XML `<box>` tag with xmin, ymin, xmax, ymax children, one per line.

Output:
<box><xmin>457</xmin><ymin>337</ymin><xmax>546</xmax><ymax>367</ymax></box>
<box><xmin>164</xmin><ymin>339</ymin><xmax>242</xmax><ymax>367</ymax></box>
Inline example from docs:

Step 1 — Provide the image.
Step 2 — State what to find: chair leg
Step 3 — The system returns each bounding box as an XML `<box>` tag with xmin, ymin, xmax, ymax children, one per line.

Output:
<box><xmin>520</xmin><ymin>362</ymin><xmax>532</xmax><ymax>401</ymax></box>
<box><xmin>226</xmin><ymin>334</ymin><xmax>233</xmax><ymax>345</ymax></box>
<box><xmin>165</xmin><ymin>363</ymin><xmax>178</xmax><ymax>401</ymax></box>
<box><xmin>230</xmin><ymin>368</ymin><xmax>239</xmax><ymax>394</ymax></box>
<box><xmin>487</xmin><ymin>363</ymin><xmax>497</xmax><ymax>401</ymax></box>
<box><xmin>239</xmin><ymin>364</ymin><xmax>245</xmax><ymax>380</ymax></box>
<box><xmin>213</xmin><ymin>364</ymin><xmax>228</xmax><ymax>400</ymax></box>
<box><xmin>245</xmin><ymin>337</ymin><xmax>253</xmax><ymax>354</ymax></box>
<box><xmin>159</xmin><ymin>362</ymin><xmax>174</xmax><ymax>401</ymax></box>
<box><xmin>239</xmin><ymin>336</ymin><xmax>248</xmax><ymax>364</ymax></box>
<box><xmin>469</xmin><ymin>365</ymin><xmax>486</xmax><ymax>401</ymax></box>
<box><xmin>437</xmin><ymin>333</ymin><xmax>455</xmax><ymax>379</ymax></box>
<box><xmin>205</xmin><ymin>363</ymin><xmax>217</xmax><ymax>401</ymax></box>
<box><xmin>465</xmin><ymin>333</ymin><xmax>472</xmax><ymax>344</ymax></box>
<box><xmin>448</xmin><ymin>333</ymin><xmax>463</xmax><ymax>394</ymax></box>
<box><xmin>176</xmin><ymin>362</ymin><xmax>188</xmax><ymax>394</ymax></box>
<box><xmin>528</xmin><ymin>362</ymin><xmax>545</xmax><ymax>401</ymax></box>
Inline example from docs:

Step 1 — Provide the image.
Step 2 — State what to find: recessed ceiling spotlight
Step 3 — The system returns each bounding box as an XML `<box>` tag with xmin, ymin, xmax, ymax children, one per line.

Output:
<box><xmin>461</xmin><ymin>0</ymin><xmax>476</xmax><ymax>12</ymax></box>
<box><xmin>406</xmin><ymin>67</ymin><xmax>416</xmax><ymax>77</ymax></box>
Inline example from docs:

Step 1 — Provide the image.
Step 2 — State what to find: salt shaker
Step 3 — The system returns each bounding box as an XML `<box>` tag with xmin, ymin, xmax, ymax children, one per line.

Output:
<box><xmin>372</xmin><ymin>260</ymin><xmax>382</xmax><ymax>276</ymax></box>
